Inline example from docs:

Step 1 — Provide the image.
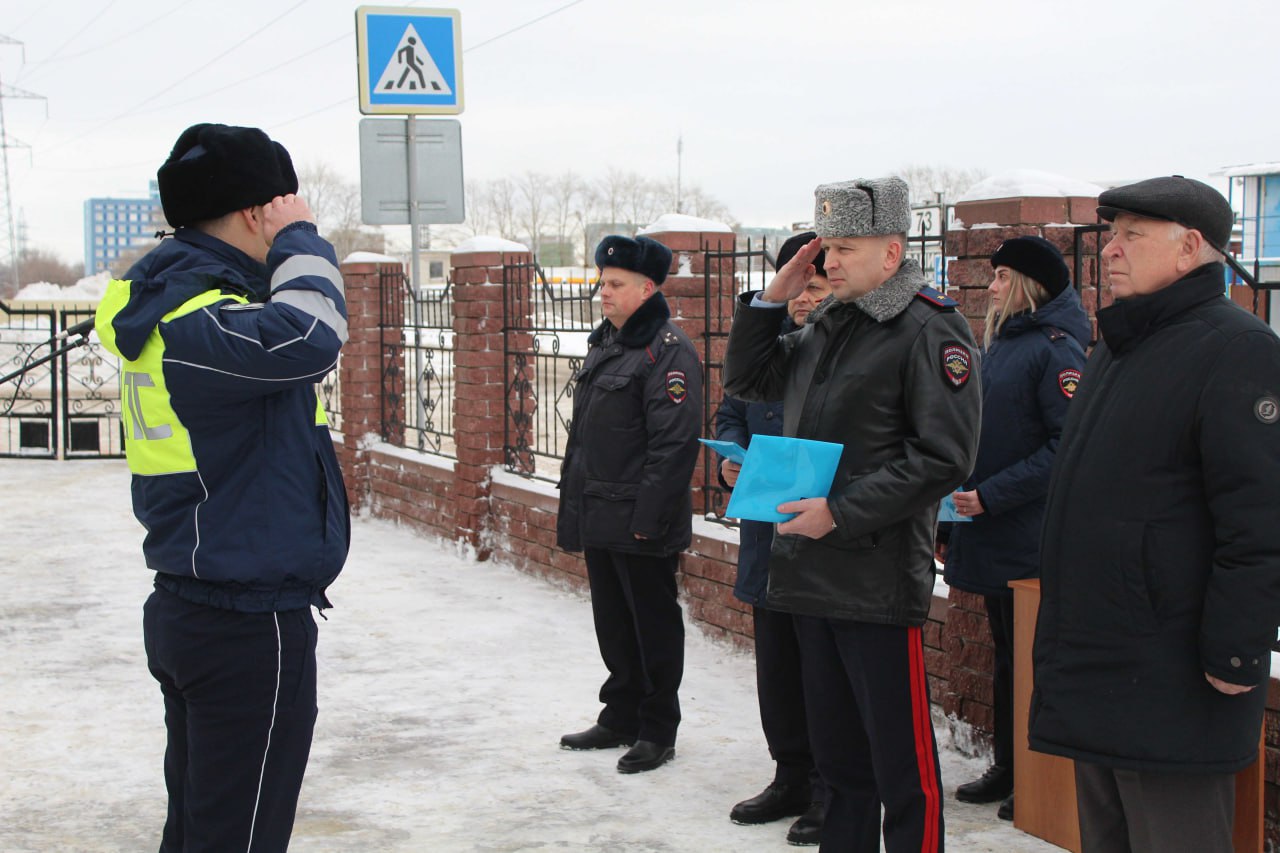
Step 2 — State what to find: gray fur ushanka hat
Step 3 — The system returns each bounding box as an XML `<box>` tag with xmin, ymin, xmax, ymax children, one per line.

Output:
<box><xmin>813</xmin><ymin>177</ymin><xmax>911</xmax><ymax>239</ymax></box>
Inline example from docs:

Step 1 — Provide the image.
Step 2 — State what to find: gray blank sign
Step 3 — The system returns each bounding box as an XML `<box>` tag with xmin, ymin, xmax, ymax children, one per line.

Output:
<box><xmin>359</xmin><ymin>118</ymin><xmax>465</xmax><ymax>225</ymax></box>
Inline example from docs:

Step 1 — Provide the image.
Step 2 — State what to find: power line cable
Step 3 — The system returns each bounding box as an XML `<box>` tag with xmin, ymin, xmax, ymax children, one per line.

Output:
<box><xmin>16</xmin><ymin>0</ymin><xmax>121</xmax><ymax>84</ymax></box>
<box><xmin>37</xmin><ymin>0</ymin><xmax>308</xmax><ymax>155</ymax></box>
<box><xmin>17</xmin><ymin>0</ymin><xmax>201</xmax><ymax>82</ymax></box>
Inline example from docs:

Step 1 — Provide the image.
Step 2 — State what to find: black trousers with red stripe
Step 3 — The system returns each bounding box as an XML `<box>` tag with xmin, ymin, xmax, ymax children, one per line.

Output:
<box><xmin>794</xmin><ymin>616</ymin><xmax>944</xmax><ymax>853</ymax></box>
<box><xmin>143</xmin><ymin>585</ymin><xmax>318</xmax><ymax>853</ymax></box>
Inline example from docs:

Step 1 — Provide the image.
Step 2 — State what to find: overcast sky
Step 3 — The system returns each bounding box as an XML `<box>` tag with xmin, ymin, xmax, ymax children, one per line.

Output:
<box><xmin>3</xmin><ymin>0</ymin><xmax>1277</xmax><ymax>265</ymax></box>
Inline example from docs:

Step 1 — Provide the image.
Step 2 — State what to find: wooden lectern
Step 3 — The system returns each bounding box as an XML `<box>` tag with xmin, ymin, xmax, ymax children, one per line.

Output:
<box><xmin>1009</xmin><ymin>579</ymin><xmax>1264</xmax><ymax>853</ymax></box>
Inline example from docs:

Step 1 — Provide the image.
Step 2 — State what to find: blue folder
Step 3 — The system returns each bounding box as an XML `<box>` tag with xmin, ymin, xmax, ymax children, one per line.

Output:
<box><xmin>698</xmin><ymin>438</ymin><xmax>747</xmax><ymax>465</ymax></box>
<box><xmin>937</xmin><ymin>493</ymin><xmax>972</xmax><ymax>523</ymax></box>
<box><xmin>721</xmin><ymin>434</ymin><xmax>843</xmax><ymax>523</ymax></box>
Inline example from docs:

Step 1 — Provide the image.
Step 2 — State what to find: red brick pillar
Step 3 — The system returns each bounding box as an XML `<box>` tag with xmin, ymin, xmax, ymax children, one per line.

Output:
<box><xmin>450</xmin><ymin>248</ymin><xmax>532</xmax><ymax>556</ymax></box>
<box><xmin>642</xmin><ymin>227</ymin><xmax>736</xmax><ymax>506</ymax></box>
<box><xmin>940</xmin><ymin>191</ymin><xmax>1098</xmax><ymax>751</ymax></box>
<box><xmin>338</xmin><ymin>259</ymin><xmax>405</xmax><ymax>510</ymax></box>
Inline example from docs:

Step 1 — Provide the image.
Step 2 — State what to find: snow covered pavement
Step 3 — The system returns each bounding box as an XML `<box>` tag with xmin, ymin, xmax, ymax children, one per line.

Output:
<box><xmin>0</xmin><ymin>459</ymin><xmax>1058</xmax><ymax>852</ymax></box>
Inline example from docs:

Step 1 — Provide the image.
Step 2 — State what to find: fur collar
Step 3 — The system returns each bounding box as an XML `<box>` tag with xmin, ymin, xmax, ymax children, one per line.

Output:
<box><xmin>807</xmin><ymin>261</ymin><xmax>928</xmax><ymax>325</ymax></box>
<box><xmin>588</xmin><ymin>291</ymin><xmax>672</xmax><ymax>348</ymax></box>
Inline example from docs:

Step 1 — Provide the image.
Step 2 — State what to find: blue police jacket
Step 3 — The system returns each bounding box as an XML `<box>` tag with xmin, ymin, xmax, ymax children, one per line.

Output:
<box><xmin>943</xmin><ymin>285</ymin><xmax>1089</xmax><ymax>596</ymax></box>
<box><xmin>95</xmin><ymin>224</ymin><xmax>350</xmax><ymax>612</ymax></box>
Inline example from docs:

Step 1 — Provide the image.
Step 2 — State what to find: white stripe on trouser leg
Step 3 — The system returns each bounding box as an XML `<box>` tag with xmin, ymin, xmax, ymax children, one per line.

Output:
<box><xmin>246</xmin><ymin>614</ymin><xmax>282</xmax><ymax>852</ymax></box>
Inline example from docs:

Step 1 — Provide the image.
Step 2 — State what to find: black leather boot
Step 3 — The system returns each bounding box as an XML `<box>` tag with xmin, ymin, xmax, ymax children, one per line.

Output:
<box><xmin>616</xmin><ymin>740</ymin><xmax>675</xmax><ymax>773</ymax></box>
<box><xmin>729</xmin><ymin>781</ymin><xmax>810</xmax><ymax>825</ymax></box>
<box><xmin>955</xmin><ymin>764</ymin><xmax>1013</xmax><ymax>803</ymax></box>
<box><xmin>786</xmin><ymin>800</ymin><xmax>824</xmax><ymax>846</ymax></box>
<box><xmin>559</xmin><ymin>724</ymin><xmax>635</xmax><ymax>751</ymax></box>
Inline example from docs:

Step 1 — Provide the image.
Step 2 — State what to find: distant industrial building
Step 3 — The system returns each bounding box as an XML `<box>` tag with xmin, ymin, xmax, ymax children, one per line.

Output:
<box><xmin>83</xmin><ymin>182</ymin><xmax>165</xmax><ymax>276</ymax></box>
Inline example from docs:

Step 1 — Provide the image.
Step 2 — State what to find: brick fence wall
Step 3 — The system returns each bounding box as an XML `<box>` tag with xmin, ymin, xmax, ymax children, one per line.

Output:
<box><xmin>333</xmin><ymin>217</ymin><xmax>1280</xmax><ymax>846</ymax></box>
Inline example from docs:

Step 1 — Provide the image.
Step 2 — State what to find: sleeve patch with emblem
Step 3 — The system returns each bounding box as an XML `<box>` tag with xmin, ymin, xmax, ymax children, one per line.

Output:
<box><xmin>1058</xmin><ymin>368</ymin><xmax>1081</xmax><ymax>399</ymax></box>
<box><xmin>939</xmin><ymin>341</ymin><xmax>972</xmax><ymax>390</ymax></box>
<box><xmin>666</xmin><ymin>370</ymin><xmax>688</xmax><ymax>404</ymax></box>
<box><xmin>1256</xmin><ymin>395</ymin><xmax>1279</xmax><ymax>424</ymax></box>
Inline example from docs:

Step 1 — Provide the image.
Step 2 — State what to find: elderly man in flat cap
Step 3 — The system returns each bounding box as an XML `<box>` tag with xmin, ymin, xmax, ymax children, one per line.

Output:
<box><xmin>556</xmin><ymin>234</ymin><xmax>702</xmax><ymax>774</ymax></box>
<box><xmin>1030</xmin><ymin>176</ymin><xmax>1280</xmax><ymax>853</ymax></box>
<box><xmin>95</xmin><ymin>123</ymin><xmax>349</xmax><ymax>851</ymax></box>
<box><xmin>723</xmin><ymin>178</ymin><xmax>981</xmax><ymax>852</ymax></box>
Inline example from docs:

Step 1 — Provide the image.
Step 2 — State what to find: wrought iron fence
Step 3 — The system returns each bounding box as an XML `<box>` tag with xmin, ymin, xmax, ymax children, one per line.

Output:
<box><xmin>502</xmin><ymin>261</ymin><xmax>599</xmax><ymax>481</ymax></box>
<box><xmin>59</xmin><ymin>308</ymin><xmax>124</xmax><ymax>458</ymax></box>
<box><xmin>379</xmin><ymin>266</ymin><xmax>455</xmax><ymax>456</ymax></box>
<box><xmin>700</xmin><ymin>238</ymin><xmax>777</xmax><ymax>523</ymax></box>
<box><xmin>1</xmin><ymin>302</ymin><xmax>124</xmax><ymax>459</ymax></box>
<box><xmin>318</xmin><ymin>360</ymin><xmax>342</xmax><ymax>433</ymax></box>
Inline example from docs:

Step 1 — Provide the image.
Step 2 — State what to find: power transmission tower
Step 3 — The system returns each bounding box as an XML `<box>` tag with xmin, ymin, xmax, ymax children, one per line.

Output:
<box><xmin>0</xmin><ymin>36</ymin><xmax>46</xmax><ymax>295</ymax></box>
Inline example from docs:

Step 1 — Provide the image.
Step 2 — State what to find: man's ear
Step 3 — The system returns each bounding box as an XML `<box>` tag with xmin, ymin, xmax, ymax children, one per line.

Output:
<box><xmin>1176</xmin><ymin>228</ymin><xmax>1204</xmax><ymax>273</ymax></box>
<box><xmin>240</xmin><ymin>206</ymin><xmax>264</xmax><ymax>236</ymax></box>
<box><xmin>884</xmin><ymin>236</ymin><xmax>904</xmax><ymax>270</ymax></box>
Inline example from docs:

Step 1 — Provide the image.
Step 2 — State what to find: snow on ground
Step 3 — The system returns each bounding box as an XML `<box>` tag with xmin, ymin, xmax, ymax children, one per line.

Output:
<box><xmin>0</xmin><ymin>459</ymin><xmax>1058</xmax><ymax>852</ymax></box>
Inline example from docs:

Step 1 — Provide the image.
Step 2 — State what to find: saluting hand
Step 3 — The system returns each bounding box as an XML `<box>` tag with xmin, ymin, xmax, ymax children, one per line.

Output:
<box><xmin>762</xmin><ymin>236</ymin><xmax>823</xmax><ymax>305</ymax></box>
<box><xmin>776</xmin><ymin>497</ymin><xmax>835</xmax><ymax>539</ymax></box>
<box><xmin>261</xmin><ymin>194</ymin><xmax>316</xmax><ymax>245</ymax></box>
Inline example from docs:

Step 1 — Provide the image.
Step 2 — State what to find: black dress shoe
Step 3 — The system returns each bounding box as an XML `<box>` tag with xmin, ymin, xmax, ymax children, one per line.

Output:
<box><xmin>955</xmin><ymin>764</ymin><xmax>1012</xmax><ymax>803</ymax></box>
<box><xmin>616</xmin><ymin>740</ymin><xmax>675</xmax><ymax>773</ymax></box>
<box><xmin>997</xmin><ymin>793</ymin><xmax>1014</xmax><ymax>821</ymax></box>
<box><xmin>559</xmin><ymin>724</ymin><xmax>635</xmax><ymax>751</ymax></box>
<box><xmin>786</xmin><ymin>801</ymin><xmax>823</xmax><ymax>846</ymax></box>
<box><xmin>730</xmin><ymin>781</ymin><xmax>811</xmax><ymax>825</ymax></box>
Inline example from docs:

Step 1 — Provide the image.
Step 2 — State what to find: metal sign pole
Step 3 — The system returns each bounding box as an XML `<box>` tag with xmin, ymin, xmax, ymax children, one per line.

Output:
<box><xmin>406</xmin><ymin>115</ymin><xmax>428</xmax><ymax>435</ymax></box>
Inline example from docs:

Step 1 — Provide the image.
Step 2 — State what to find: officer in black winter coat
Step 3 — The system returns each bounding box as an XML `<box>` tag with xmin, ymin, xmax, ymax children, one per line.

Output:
<box><xmin>1030</xmin><ymin>176</ymin><xmax>1280</xmax><ymax>853</ymax></box>
<box><xmin>941</xmin><ymin>236</ymin><xmax>1089</xmax><ymax>821</ymax></box>
<box><xmin>716</xmin><ymin>232</ymin><xmax>829</xmax><ymax>845</ymax></box>
<box><xmin>724</xmin><ymin>178</ymin><xmax>981</xmax><ymax>853</ymax></box>
<box><xmin>557</xmin><ymin>235</ymin><xmax>703</xmax><ymax>774</ymax></box>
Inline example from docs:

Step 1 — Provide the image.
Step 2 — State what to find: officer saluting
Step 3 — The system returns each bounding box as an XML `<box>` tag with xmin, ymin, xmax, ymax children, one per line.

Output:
<box><xmin>557</xmin><ymin>235</ymin><xmax>703</xmax><ymax>774</ymax></box>
<box><xmin>724</xmin><ymin>178</ymin><xmax>981</xmax><ymax>851</ymax></box>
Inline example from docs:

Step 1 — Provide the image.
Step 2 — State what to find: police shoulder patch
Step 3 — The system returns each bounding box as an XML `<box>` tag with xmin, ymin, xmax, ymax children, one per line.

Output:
<box><xmin>1058</xmin><ymin>367</ymin><xmax>1081</xmax><ymax>399</ymax></box>
<box><xmin>939</xmin><ymin>341</ymin><xmax>972</xmax><ymax>390</ymax></box>
<box><xmin>915</xmin><ymin>287</ymin><xmax>958</xmax><ymax>310</ymax></box>
<box><xmin>666</xmin><ymin>370</ymin><xmax>688</xmax><ymax>404</ymax></box>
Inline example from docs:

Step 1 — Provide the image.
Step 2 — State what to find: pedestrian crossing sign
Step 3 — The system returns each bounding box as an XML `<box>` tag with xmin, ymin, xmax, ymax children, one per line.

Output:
<box><xmin>356</xmin><ymin>6</ymin><xmax>464</xmax><ymax>115</ymax></box>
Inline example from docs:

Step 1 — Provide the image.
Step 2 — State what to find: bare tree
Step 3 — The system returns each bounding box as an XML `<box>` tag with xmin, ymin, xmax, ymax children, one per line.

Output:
<box><xmin>298</xmin><ymin>162</ymin><xmax>360</xmax><ymax>231</ymax></box>
<box><xmin>489</xmin><ymin>177</ymin><xmax>520</xmax><ymax>241</ymax></box>
<box><xmin>896</xmin><ymin>165</ymin><xmax>988</xmax><ymax>205</ymax></box>
<box><xmin>550</xmin><ymin>171</ymin><xmax>580</xmax><ymax>257</ymax></box>
<box><xmin>297</xmin><ymin>161</ymin><xmax>386</xmax><ymax>261</ymax></box>
<box><xmin>19</xmin><ymin>248</ymin><xmax>82</xmax><ymax>287</ymax></box>
<box><xmin>516</xmin><ymin>171</ymin><xmax>550</xmax><ymax>257</ymax></box>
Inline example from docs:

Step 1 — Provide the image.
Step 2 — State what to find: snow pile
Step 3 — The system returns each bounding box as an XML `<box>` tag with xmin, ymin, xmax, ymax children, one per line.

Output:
<box><xmin>343</xmin><ymin>251</ymin><xmax>401</xmax><ymax>265</ymax></box>
<box><xmin>958</xmin><ymin>169</ymin><xmax>1105</xmax><ymax>202</ymax></box>
<box><xmin>12</xmin><ymin>271</ymin><xmax>111</xmax><ymax>302</ymax></box>
<box><xmin>451</xmin><ymin>236</ymin><xmax>529</xmax><ymax>254</ymax></box>
<box><xmin>639</xmin><ymin>213</ymin><xmax>733</xmax><ymax>235</ymax></box>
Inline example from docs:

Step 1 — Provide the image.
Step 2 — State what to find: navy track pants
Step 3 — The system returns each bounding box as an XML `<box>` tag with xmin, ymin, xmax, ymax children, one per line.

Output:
<box><xmin>143</xmin><ymin>585</ymin><xmax>318</xmax><ymax>853</ymax></box>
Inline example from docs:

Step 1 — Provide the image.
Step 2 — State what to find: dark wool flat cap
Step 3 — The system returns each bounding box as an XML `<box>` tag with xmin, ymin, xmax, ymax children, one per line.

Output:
<box><xmin>813</xmin><ymin>177</ymin><xmax>911</xmax><ymax>239</ymax></box>
<box><xmin>594</xmin><ymin>235</ymin><xmax>672</xmax><ymax>286</ymax></box>
<box><xmin>1096</xmin><ymin>176</ymin><xmax>1233</xmax><ymax>251</ymax></box>
<box><xmin>991</xmin><ymin>235</ymin><xmax>1070</xmax><ymax>298</ymax></box>
<box><xmin>157</xmin><ymin>123</ymin><xmax>299</xmax><ymax>227</ymax></box>
<box><xmin>776</xmin><ymin>231</ymin><xmax>826</xmax><ymax>273</ymax></box>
